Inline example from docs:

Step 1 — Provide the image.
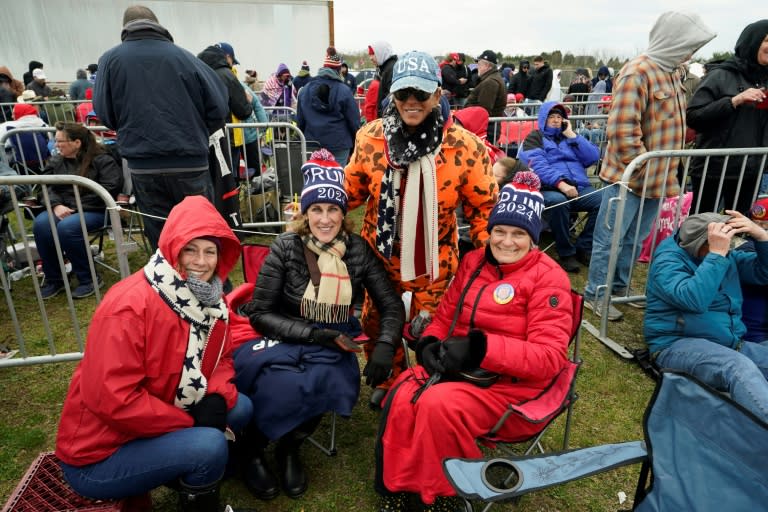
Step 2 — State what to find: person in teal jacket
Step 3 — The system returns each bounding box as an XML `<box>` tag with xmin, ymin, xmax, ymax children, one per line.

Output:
<box><xmin>644</xmin><ymin>210</ymin><xmax>768</xmax><ymax>422</ymax></box>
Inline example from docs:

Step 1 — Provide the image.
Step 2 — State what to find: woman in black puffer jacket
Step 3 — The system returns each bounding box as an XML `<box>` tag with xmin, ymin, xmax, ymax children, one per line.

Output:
<box><xmin>235</xmin><ymin>149</ymin><xmax>404</xmax><ymax>502</ymax></box>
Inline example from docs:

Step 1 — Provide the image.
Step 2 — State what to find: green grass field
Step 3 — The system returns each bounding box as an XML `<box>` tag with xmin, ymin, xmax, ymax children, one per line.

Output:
<box><xmin>0</xmin><ymin>213</ymin><xmax>657</xmax><ymax>511</ymax></box>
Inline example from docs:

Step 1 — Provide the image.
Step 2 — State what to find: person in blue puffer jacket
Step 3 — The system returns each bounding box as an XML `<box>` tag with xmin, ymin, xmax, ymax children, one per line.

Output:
<box><xmin>519</xmin><ymin>101</ymin><xmax>602</xmax><ymax>273</ymax></box>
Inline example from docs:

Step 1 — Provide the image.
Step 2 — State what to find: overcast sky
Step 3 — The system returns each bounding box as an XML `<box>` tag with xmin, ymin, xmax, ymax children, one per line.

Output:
<box><xmin>332</xmin><ymin>0</ymin><xmax>760</xmax><ymax>62</ymax></box>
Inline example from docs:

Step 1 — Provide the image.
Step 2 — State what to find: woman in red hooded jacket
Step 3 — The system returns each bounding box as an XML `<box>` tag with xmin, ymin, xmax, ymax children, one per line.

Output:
<box><xmin>55</xmin><ymin>195</ymin><xmax>254</xmax><ymax>512</ymax></box>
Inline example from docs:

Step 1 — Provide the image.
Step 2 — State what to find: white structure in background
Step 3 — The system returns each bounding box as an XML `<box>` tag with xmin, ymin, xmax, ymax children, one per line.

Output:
<box><xmin>1</xmin><ymin>0</ymin><xmax>333</xmax><ymax>85</ymax></box>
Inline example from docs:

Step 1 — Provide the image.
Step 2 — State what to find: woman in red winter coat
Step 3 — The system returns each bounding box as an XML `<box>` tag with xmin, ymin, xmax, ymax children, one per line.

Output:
<box><xmin>375</xmin><ymin>172</ymin><xmax>574</xmax><ymax>512</ymax></box>
<box><xmin>55</xmin><ymin>195</ymin><xmax>254</xmax><ymax>512</ymax></box>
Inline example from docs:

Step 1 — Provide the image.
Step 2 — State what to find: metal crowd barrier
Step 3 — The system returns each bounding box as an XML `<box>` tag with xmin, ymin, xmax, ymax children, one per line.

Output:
<box><xmin>582</xmin><ymin>147</ymin><xmax>768</xmax><ymax>359</ymax></box>
<box><xmin>0</xmin><ymin>174</ymin><xmax>131</xmax><ymax>368</ymax></box>
<box><xmin>224</xmin><ymin>121</ymin><xmax>308</xmax><ymax>232</ymax></box>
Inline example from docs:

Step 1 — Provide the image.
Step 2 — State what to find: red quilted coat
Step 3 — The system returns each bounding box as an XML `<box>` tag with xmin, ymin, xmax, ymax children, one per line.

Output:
<box><xmin>379</xmin><ymin>247</ymin><xmax>573</xmax><ymax>504</ymax></box>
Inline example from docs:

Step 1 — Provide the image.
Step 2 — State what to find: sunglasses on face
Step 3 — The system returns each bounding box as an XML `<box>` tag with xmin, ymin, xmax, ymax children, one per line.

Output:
<box><xmin>393</xmin><ymin>88</ymin><xmax>432</xmax><ymax>102</ymax></box>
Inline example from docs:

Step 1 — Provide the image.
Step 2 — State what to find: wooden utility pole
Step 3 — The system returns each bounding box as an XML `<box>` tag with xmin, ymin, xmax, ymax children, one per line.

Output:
<box><xmin>327</xmin><ymin>1</ymin><xmax>335</xmax><ymax>46</ymax></box>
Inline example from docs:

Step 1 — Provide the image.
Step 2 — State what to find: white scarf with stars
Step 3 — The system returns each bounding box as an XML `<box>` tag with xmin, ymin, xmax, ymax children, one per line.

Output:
<box><xmin>144</xmin><ymin>249</ymin><xmax>228</xmax><ymax>411</ymax></box>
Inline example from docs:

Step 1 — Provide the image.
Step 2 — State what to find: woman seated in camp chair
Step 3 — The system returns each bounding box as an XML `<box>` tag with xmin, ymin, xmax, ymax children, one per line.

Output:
<box><xmin>375</xmin><ymin>172</ymin><xmax>574</xmax><ymax>512</ymax></box>
<box><xmin>236</xmin><ymin>149</ymin><xmax>404</xmax><ymax>501</ymax></box>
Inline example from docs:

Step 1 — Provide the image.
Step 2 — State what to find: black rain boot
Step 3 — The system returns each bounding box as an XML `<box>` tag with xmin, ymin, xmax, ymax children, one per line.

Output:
<box><xmin>242</xmin><ymin>424</ymin><xmax>279</xmax><ymax>500</ymax></box>
<box><xmin>177</xmin><ymin>481</ymin><xmax>220</xmax><ymax>512</ymax></box>
<box><xmin>275</xmin><ymin>436</ymin><xmax>307</xmax><ymax>499</ymax></box>
<box><xmin>244</xmin><ymin>449</ymin><xmax>280</xmax><ymax>500</ymax></box>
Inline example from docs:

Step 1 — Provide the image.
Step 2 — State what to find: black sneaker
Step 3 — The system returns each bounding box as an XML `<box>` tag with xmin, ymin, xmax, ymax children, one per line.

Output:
<box><xmin>559</xmin><ymin>255</ymin><xmax>581</xmax><ymax>273</ymax></box>
<box><xmin>72</xmin><ymin>276</ymin><xmax>103</xmax><ymax>299</ymax></box>
<box><xmin>40</xmin><ymin>281</ymin><xmax>65</xmax><ymax>299</ymax></box>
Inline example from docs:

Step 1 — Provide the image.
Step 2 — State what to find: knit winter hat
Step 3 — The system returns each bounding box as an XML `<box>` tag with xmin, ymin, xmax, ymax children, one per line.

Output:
<box><xmin>750</xmin><ymin>195</ymin><xmax>768</xmax><ymax>221</ymax></box>
<box><xmin>487</xmin><ymin>171</ymin><xmax>545</xmax><ymax>242</ymax></box>
<box><xmin>678</xmin><ymin>212</ymin><xmax>730</xmax><ymax>257</ymax></box>
<box><xmin>300</xmin><ymin>60</ymin><xmax>310</xmax><ymax>71</ymax></box>
<box><xmin>323</xmin><ymin>47</ymin><xmax>342</xmax><ymax>69</ymax></box>
<box><xmin>300</xmin><ymin>149</ymin><xmax>348</xmax><ymax>214</ymax></box>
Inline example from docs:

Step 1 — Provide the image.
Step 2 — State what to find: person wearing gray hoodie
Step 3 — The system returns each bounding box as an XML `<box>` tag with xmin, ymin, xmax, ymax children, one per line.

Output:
<box><xmin>583</xmin><ymin>11</ymin><xmax>717</xmax><ymax>322</ymax></box>
<box><xmin>368</xmin><ymin>40</ymin><xmax>397</xmax><ymax>118</ymax></box>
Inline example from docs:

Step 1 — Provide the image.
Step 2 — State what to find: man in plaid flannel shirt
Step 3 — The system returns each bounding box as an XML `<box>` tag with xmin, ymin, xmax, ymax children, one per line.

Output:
<box><xmin>584</xmin><ymin>11</ymin><xmax>716</xmax><ymax>321</ymax></box>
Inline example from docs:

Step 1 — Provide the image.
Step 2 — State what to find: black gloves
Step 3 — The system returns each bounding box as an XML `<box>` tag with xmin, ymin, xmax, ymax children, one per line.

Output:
<box><xmin>441</xmin><ymin>329</ymin><xmax>487</xmax><ymax>373</ymax></box>
<box><xmin>311</xmin><ymin>328</ymin><xmax>362</xmax><ymax>352</ymax></box>
<box><xmin>362</xmin><ymin>341</ymin><xmax>396</xmax><ymax>387</ymax></box>
<box><xmin>416</xmin><ymin>336</ymin><xmax>442</xmax><ymax>376</ymax></box>
<box><xmin>190</xmin><ymin>393</ymin><xmax>227</xmax><ymax>431</ymax></box>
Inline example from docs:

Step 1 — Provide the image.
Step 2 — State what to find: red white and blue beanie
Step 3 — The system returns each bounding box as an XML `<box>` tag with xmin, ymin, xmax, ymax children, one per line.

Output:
<box><xmin>300</xmin><ymin>149</ymin><xmax>348</xmax><ymax>214</ymax></box>
<box><xmin>487</xmin><ymin>171</ymin><xmax>545</xmax><ymax>243</ymax></box>
<box><xmin>750</xmin><ymin>195</ymin><xmax>768</xmax><ymax>221</ymax></box>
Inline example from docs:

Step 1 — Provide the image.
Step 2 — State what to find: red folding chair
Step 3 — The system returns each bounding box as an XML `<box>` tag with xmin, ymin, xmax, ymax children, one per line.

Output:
<box><xmin>475</xmin><ymin>290</ymin><xmax>584</xmax><ymax>512</ymax></box>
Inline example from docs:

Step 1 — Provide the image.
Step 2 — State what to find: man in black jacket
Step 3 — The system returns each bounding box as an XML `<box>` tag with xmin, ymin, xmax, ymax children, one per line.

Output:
<box><xmin>527</xmin><ymin>56</ymin><xmax>553</xmax><ymax>102</ymax></box>
<box><xmin>369</xmin><ymin>40</ymin><xmax>397</xmax><ymax>118</ymax></box>
<box><xmin>441</xmin><ymin>52</ymin><xmax>471</xmax><ymax>107</ymax></box>
<box><xmin>94</xmin><ymin>5</ymin><xmax>228</xmax><ymax>250</ymax></box>
<box><xmin>508</xmin><ymin>60</ymin><xmax>531</xmax><ymax>98</ymax></box>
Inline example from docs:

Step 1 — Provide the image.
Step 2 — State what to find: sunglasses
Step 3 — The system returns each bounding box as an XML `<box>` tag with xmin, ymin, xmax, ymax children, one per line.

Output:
<box><xmin>393</xmin><ymin>88</ymin><xmax>433</xmax><ymax>102</ymax></box>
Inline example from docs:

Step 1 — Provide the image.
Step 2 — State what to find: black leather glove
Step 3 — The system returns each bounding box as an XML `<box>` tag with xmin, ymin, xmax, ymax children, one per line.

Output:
<box><xmin>190</xmin><ymin>393</ymin><xmax>227</xmax><ymax>431</ymax></box>
<box><xmin>440</xmin><ymin>329</ymin><xmax>488</xmax><ymax>373</ymax></box>
<box><xmin>418</xmin><ymin>338</ymin><xmax>444</xmax><ymax>376</ymax></box>
<box><xmin>311</xmin><ymin>328</ymin><xmax>361</xmax><ymax>352</ymax></box>
<box><xmin>362</xmin><ymin>341</ymin><xmax>396</xmax><ymax>387</ymax></box>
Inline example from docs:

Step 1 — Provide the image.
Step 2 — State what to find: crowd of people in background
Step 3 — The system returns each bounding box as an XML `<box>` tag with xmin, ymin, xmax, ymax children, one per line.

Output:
<box><xmin>2</xmin><ymin>5</ymin><xmax>768</xmax><ymax>512</ymax></box>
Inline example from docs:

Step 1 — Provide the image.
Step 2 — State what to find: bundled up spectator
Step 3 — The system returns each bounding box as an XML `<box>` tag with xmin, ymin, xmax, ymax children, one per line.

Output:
<box><xmin>369</xmin><ymin>40</ymin><xmax>397</xmax><ymax>118</ymax></box>
<box><xmin>375</xmin><ymin>171</ymin><xmax>573</xmax><ymax>511</ymax></box>
<box><xmin>0</xmin><ymin>102</ymin><xmax>50</xmax><ymax>162</ymax></box>
<box><xmin>566</xmin><ymin>68</ymin><xmax>592</xmax><ymax>115</ymax></box>
<box><xmin>591</xmin><ymin>65</ymin><xmax>613</xmax><ymax>93</ymax></box>
<box><xmin>34</xmin><ymin>123</ymin><xmax>123</xmax><ymax>299</ymax></box>
<box><xmin>362</xmin><ymin>77</ymin><xmax>380</xmax><ymax>122</ymax></box>
<box><xmin>687</xmin><ymin>19</ymin><xmax>768</xmax><ymax>214</ymax></box>
<box><xmin>293</xmin><ymin>60</ymin><xmax>312</xmax><ymax>93</ymax></box>
<box><xmin>22</xmin><ymin>60</ymin><xmax>42</xmax><ymax>89</ymax></box>
<box><xmin>644</xmin><ymin>210</ymin><xmax>768</xmax><ymax>423</ymax></box>
<box><xmin>520</xmin><ymin>101</ymin><xmax>601</xmax><ymax>273</ymax></box>
<box><xmin>440</xmin><ymin>52</ymin><xmax>470</xmax><ymax>107</ymax></box>
<box><xmin>26</xmin><ymin>68</ymin><xmax>52</xmax><ymax>100</ymax></box>
<box><xmin>94</xmin><ymin>5</ymin><xmax>228</xmax><ymax>251</ymax></box>
<box><xmin>75</xmin><ymin>88</ymin><xmax>94</xmax><ymax>123</ymax></box>
<box><xmin>466</xmin><ymin>50</ymin><xmax>506</xmax><ymax>118</ymax></box>
<box><xmin>527</xmin><ymin>56</ymin><xmax>553</xmax><ymax>102</ymax></box>
<box><xmin>0</xmin><ymin>71</ymin><xmax>17</xmax><ymax>122</ymax></box>
<box><xmin>452</xmin><ymin>106</ymin><xmax>505</xmax><ymax>163</ymax></box>
<box><xmin>737</xmin><ymin>195</ymin><xmax>768</xmax><ymax>342</ymax></box>
<box><xmin>55</xmin><ymin>196</ymin><xmax>253</xmax><ymax>512</ymax></box>
<box><xmin>340</xmin><ymin>62</ymin><xmax>357</xmax><ymax>94</ymax></box>
<box><xmin>0</xmin><ymin>65</ymin><xmax>24</xmax><ymax>100</ymax></box>
<box><xmin>297</xmin><ymin>47</ymin><xmax>360</xmax><ymax>166</ymax></box>
<box><xmin>508</xmin><ymin>60</ymin><xmax>531</xmax><ymax>98</ymax></box>
<box><xmin>236</xmin><ymin>151</ymin><xmax>404</xmax><ymax>501</ymax></box>
<box><xmin>260</xmin><ymin>63</ymin><xmax>296</xmax><ymax>108</ymax></box>
<box><xmin>68</xmin><ymin>69</ymin><xmax>92</xmax><ymax>100</ymax></box>
<box><xmin>583</xmin><ymin>11</ymin><xmax>715</xmax><ymax>322</ymax></box>
<box><xmin>345</xmin><ymin>51</ymin><xmax>497</xmax><ymax>407</ymax></box>
<box><xmin>86</xmin><ymin>63</ymin><xmax>98</xmax><ymax>84</ymax></box>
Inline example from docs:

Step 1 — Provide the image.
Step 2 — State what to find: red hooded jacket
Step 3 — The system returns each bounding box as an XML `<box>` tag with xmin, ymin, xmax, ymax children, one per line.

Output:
<box><xmin>55</xmin><ymin>196</ymin><xmax>241</xmax><ymax>466</ymax></box>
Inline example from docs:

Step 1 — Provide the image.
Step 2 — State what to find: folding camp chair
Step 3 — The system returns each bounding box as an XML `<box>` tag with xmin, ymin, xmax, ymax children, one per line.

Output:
<box><xmin>236</xmin><ymin>243</ymin><xmax>341</xmax><ymax>457</ymax></box>
<box><xmin>443</xmin><ymin>370</ymin><xmax>768</xmax><ymax>511</ymax></box>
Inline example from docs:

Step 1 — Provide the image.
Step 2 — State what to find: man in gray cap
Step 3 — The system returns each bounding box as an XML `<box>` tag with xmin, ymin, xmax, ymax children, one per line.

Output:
<box><xmin>643</xmin><ymin>209</ymin><xmax>768</xmax><ymax>422</ymax></box>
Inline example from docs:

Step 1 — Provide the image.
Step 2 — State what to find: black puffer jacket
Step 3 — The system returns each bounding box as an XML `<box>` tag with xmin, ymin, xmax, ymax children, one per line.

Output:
<box><xmin>244</xmin><ymin>232</ymin><xmax>404</xmax><ymax>345</ymax></box>
<box><xmin>376</xmin><ymin>55</ymin><xmax>398</xmax><ymax>118</ymax></box>
<box><xmin>42</xmin><ymin>153</ymin><xmax>123</xmax><ymax>211</ymax></box>
<box><xmin>197</xmin><ymin>45</ymin><xmax>253</xmax><ymax>122</ymax></box>
<box><xmin>687</xmin><ymin>66</ymin><xmax>768</xmax><ymax>179</ymax></box>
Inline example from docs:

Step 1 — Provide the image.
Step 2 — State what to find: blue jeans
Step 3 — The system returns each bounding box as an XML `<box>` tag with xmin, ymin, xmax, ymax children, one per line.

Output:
<box><xmin>33</xmin><ymin>210</ymin><xmax>105</xmax><ymax>284</ymax></box>
<box><xmin>585</xmin><ymin>184</ymin><xmax>659</xmax><ymax>299</ymax></box>
<box><xmin>130</xmin><ymin>170</ymin><xmax>214</xmax><ymax>251</ymax></box>
<box><xmin>656</xmin><ymin>338</ymin><xmax>768</xmax><ymax>423</ymax></box>
<box><xmin>542</xmin><ymin>185</ymin><xmax>602</xmax><ymax>257</ymax></box>
<box><xmin>60</xmin><ymin>393</ymin><xmax>253</xmax><ymax>499</ymax></box>
<box><xmin>330</xmin><ymin>148</ymin><xmax>350</xmax><ymax>167</ymax></box>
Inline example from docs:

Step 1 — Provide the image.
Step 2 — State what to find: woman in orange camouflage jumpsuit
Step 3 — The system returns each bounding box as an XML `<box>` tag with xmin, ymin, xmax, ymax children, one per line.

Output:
<box><xmin>344</xmin><ymin>51</ymin><xmax>497</xmax><ymax>405</ymax></box>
